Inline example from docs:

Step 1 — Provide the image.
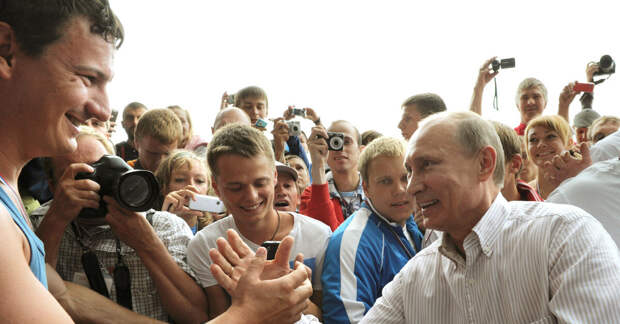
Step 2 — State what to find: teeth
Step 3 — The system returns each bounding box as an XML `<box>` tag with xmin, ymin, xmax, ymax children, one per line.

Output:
<box><xmin>243</xmin><ymin>202</ymin><xmax>261</xmax><ymax>210</ymax></box>
<box><xmin>419</xmin><ymin>200</ymin><xmax>438</xmax><ymax>209</ymax></box>
<box><xmin>67</xmin><ymin>114</ymin><xmax>82</xmax><ymax>127</ymax></box>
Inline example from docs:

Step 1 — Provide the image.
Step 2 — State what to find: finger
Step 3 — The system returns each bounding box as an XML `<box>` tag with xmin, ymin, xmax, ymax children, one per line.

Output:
<box><xmin>579</xmin><ymin>142</ymin><xmax>591</xmax><ymax>164</ymax></box>
<box><xmin>226</xmin><ymin>229</ymin><xmax>253</xmax><ymax>258</ymax></box>
<box><xmin>552</xmin><ymin>155</ymin><xmax>567</xmax><ymax>171</ymax></box>
<box><xmin>63</xmin><ymin>163</ymin><xmax>95</xmax><ymax>181</ymax></box>
<box><xmin>216</xmin><ymin>236</ymin><xmax>243</xmax><ymax>267</ymax></box>
<box><xmin>294</xmin><ymin>252</ymin><xmax>304</xmax><ymax>265</ymax></box>
<box><xmin>210</xmin><ymin>263</ymin><xmax>236</xmax><ymax>294</ymax></box>
<box><xmin>273</xmin><ymin>236</ymin><xmax>295</xmax><ymax>268</ymax></box>
<box><xmin>209</xmin><ymin>247</ymin><xmax>234</xmax><ymax>277</ymax></box>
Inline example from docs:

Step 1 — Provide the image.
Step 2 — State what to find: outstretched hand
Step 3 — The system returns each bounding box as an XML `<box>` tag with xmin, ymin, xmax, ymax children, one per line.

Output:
<box><xmin>209</xmin><ymin>229</ymin><xmax>311</xmax><ymax>323</ymax></box>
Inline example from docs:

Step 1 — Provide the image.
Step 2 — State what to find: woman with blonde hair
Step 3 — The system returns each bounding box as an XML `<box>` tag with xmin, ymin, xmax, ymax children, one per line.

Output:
<box><xmin>524</xmin><ymin>115</ymin><xmax>575</xmax><ymax>199</ymax></box>
<box><xmin>155</xmin><ymin>150</ymin><xmax>212</xmax><ymax>233</ymax></box>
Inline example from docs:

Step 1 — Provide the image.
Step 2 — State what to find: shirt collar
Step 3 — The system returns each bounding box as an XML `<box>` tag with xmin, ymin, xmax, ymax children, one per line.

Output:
<box><xmin>326</xmin><ymin>171</ymin><xmax>365</xmax><ymax>200</ymax></box>
<box><xmin>471</xmin><ymin>193</ymin><xmax>509</xmax><ymax>257</ymax></box>
<box><xmin>438</xmin><ymin>193</ymin><xmax>509</xmax><ymax>264</ymax></box>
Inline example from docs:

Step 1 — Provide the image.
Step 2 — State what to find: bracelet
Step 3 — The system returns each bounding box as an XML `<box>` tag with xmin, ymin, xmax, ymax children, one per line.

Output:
<box><xmin>314</xmin><ymin>118</ymin><xmax>321</xmax><ymax>125</ymax></box>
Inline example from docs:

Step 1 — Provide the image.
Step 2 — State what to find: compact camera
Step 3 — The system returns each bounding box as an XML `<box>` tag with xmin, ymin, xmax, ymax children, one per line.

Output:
<box><xmin>254</xmin><ymin>118</ymin><xmax>269</xmax><ymax>129</ymax></box>
<box><xmin>287</xmin><ymin>120</ymin><xmax>301</xmax><ymax>137</ymax></box>
<box><xmin>188</xmin><ymin>194</ymin><xmax>226</xmax><ymax>213</ymax></box>
<box><xmin>75</xmin><ymin>155</ymin><xmax>160</xmax><ymax>218</ymax></box>
<box><xmin>594</xmin><ymin>55</ymin><xmax>615</xmax><ymax>76</ymax></box>
<box><xmin>226</xmin><ymin>93</ymin><xmax>236</xmax><ymax>105</ymax></box>
<box><xmin>491</xmin><ymin>57</ymin><xmax>516</xmax><ymax>72</ymax></box>
<box><xmin>291</xmin><ymin>108</ymin><xmax>306</xmax><ymax>117</ymax></box>
<box><xmin>327</xmin><ymin>132</ymin><xmax>345</xmax><ymax>151</ymax></box>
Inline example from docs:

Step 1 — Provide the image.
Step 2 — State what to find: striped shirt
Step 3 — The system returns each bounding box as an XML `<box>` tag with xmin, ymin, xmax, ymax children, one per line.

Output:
<box><xmin>361</xmin><ymin>194</ymin><xmax>620</xmax><ymax>323</ymax></box>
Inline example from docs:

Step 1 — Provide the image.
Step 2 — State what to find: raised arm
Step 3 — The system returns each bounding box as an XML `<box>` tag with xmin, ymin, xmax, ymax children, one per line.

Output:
<box><xmin>470</xmin><ymin>57</ymin><xmax>499</xmax><ymax>115</ymax></box>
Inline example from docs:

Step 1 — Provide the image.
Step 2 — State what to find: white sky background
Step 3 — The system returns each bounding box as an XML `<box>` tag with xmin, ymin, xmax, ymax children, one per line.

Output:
<box><xmin>108</xmin><ymin>0</ymin><xmax>620</xmax><ymax>144</ymax></box>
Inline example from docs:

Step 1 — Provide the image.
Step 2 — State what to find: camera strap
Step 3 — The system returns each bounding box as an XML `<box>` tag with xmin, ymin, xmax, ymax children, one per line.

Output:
<box><xmin>114</xmin><ymin>237</ymin><xmax>132</xmax><ymax>309</ymax></box>
<box><xmin>71</xmin><ymin>222</ymin><xmax>110</xmax><ymax>298</ymax></box>
<box><xmin>493</xmin><ymin>78</ymin><xmax>500</xmax><ymax>111</ymax></box>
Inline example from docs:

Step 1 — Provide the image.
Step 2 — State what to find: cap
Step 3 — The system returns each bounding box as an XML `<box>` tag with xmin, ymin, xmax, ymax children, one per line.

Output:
<box><xmin>275</xmin><ymin>161</ymin><xmax>298</xmax><ymax>181</ymax></box>
<box><xmin>573</xmin><ymin>108</ymin><xmax>601</xmax><ymax>128</ymax></box>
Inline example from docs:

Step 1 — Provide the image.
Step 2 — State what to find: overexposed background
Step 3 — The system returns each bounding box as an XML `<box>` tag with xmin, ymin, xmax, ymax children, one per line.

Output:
<box><xmin>108</xmin><ymin>0</ymin><xmax>620</xmax><ymax>144</ymax></box>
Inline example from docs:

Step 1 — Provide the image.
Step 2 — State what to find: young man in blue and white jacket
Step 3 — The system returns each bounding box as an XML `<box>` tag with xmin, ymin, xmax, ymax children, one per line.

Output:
<box><xmin>321</xmin><ymin>136</ymin><xmax>423</xmax><ymax>324</ymax></box>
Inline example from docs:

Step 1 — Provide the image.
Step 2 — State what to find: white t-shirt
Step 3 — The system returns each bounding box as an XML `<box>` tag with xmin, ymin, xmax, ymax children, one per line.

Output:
<box><xmin>547</xmin><ymin>157</ymin><xmax>620</xmax><ymax>247</ymax></box>
<box><xmin>187</xmin><ymin>212</ymin><xmax>331</xmax><ymax>289</ymax></box>
<box><xmin>590</xmin><ymin>129</ymin><xmax>620</xmax><ymax>163</ymax></box>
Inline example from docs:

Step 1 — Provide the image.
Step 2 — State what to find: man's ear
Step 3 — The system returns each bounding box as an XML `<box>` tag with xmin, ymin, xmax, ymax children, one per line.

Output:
<box><xmin>0</xmin><ymin>22</ymin><xmax>16</xmax><ymax>79</ymax></box>
<box><xmin>508</xmin><ymin>154</ymin><xmax>523</xmax><ymax>176</ymax></box>
<box><xmin>478</xmin><ymin>146</ymin><xmax>497</xmax><ymax>183</ymax></box>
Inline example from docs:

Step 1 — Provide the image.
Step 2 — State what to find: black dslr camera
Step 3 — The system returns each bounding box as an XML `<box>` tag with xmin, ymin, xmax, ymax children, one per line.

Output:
<box><xmin>327</xmin><ymin>132</ymin><xmax>344</xmax><ymax>151</ymax></box>
<box><xmin>75</xmin><ymin>155</ymin><xmax>160</xmax><ymax>218</ymax></box>
<box><xmin>594</xmin><ymin>55</ymin><xmax>615</xmax><ymax>76</ymax></box>
<box><xmin>491</xmin><ymin>58</ymin><xmax>516</xmax><ymax>72</ymax></box>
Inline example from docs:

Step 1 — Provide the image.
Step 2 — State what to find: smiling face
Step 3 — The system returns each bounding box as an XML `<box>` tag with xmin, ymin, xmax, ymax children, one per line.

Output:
<box><xmin>274</xmin><ymin>172</ymin><xmax>300</xmax><ymax>212</ymax></box>
<box><xmin>327</xmin><ymin>122</ymin><xmax>361</xmax><ymax>174</ymax></box>
<box><xmin>212</xmin><ymin>154</ymin><xmax>276</xmax><ymax>226</ymax></box>
<box><xmin>363</xmin><ymin>155</ymin><xmax>413</xmax><ymax>226</ymax></box>
<box><xmin>526</xmin><ymin>126</ymin><xmax>567</xmax><ymax>168</ymax></box>
<box><xmin>405</xmin><ymin>122</ymin><xmax>483</xmax><ymax>233</ymax></box>
<box><xmin>164</xmin><ymin>159</ymin><xmax>209</xmax><ymax>195</ymax></box>
<box><xmin>517</xmin><ymin>87</ymin><xmax>546</xmax><ymax>124</ymax></box>
<box><xmin>6</xmin><ymin>17</ymin><xmax>113</xmax><ymax>158</ymax></box>
<box><xmin>398</xmin><ymin>105</ymin><xmax>423</xmax><ymax>140</ymax></box>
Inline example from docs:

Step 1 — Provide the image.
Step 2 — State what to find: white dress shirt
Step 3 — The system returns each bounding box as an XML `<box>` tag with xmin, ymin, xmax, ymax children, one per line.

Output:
<box><xmin>360</xmin><ymin>194</ymin><xmax>620</xmax><ymax>324</ymax></box>
<box><xmin>547</xmin><ymin>157</ymin><xmax>620</xmax><ymax>248</ymax></box>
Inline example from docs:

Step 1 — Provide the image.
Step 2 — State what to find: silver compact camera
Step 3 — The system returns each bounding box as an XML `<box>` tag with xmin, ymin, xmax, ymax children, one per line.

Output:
<box><xmin>287</xmin><ymin>121</ymin><xmax>301</xmax><ymax>137</ymax></box>
<box><xmin>327</xmin><ymin>132</ymin><xmax>344</xmax><ymax>151</ymax></box>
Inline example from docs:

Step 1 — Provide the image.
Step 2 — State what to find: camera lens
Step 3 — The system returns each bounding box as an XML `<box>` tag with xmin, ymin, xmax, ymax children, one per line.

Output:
<box><xmin>118</xmin><ymin>174</ymin><xmax>151</xmax><ymax>208</ymax></box>
<box><xmin>330</xmin><ymin>137</ymin><xmax>343</xmax><ymax>150</ymax></box>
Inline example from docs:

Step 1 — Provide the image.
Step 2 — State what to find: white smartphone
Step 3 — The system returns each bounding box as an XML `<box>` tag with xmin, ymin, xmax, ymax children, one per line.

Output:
<box><xmin>188</xmin><ymin>194</ymin><xmax>226</xmax><ymax>213</ymax></box>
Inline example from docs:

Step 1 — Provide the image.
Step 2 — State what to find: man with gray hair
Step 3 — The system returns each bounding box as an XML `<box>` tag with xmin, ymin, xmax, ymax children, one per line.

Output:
<box><xmin>360</xmin><ymin>111</ymin><xmax>620</xmax><ymax>323</ymax></box>
<box><xmin>470</xmin><ymin>57</ymin><xmax>553</xmax><ymax>135</ymax></box>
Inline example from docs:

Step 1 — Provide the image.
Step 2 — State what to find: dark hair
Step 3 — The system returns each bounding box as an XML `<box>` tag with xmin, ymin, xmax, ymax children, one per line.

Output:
<box><xmin>361</xmin><ymin>130</ymin><xmax>383</xmax><ymax>146</ymax></box>
<box><xmin>401</xmin><ymin>93</ymin><xmax>447</xmax><ymax>118</ymax></box>
<box><xmin>0</xmin><ymin>0</ymin><xmax>124</xmax><ymax>57</ymax></box>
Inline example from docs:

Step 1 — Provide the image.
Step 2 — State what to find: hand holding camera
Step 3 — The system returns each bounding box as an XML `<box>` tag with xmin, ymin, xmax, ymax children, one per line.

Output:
<box><xmin>162</xmin><ymin>185</ymin><xmax>206</xmax><ymax>222</ymax></box>
<box><xmin>475</xmin><ymin>57</ymin><xmax>500</xmax><ymax>89</ymax></box>
<box><xmin>46</xmin><ymin>163</ymin><xmax>101</xmax><ymax>226</ymax></box>
<box><xmin>221</xmin><ymin>92</ymin><xmax>235</xmax><ymax>110</ymax></box>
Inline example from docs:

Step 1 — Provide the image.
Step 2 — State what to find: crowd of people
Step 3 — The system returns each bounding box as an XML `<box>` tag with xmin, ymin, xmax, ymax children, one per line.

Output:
<box><xmin>1</xmin><ymin>1</ymin><xmax>620</xmax><ymax>323</ymax></box>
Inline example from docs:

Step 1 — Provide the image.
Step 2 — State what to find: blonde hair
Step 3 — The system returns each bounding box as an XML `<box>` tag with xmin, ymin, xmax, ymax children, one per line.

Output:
<box><xmin>168</xmin><ymin>105</ymin><xmax>194</xmax><ymax>147</ymax></box>
<box><xmin>134</xmin><ymin>108</ymin><xmax>183</xmax><ymax>145</ymax></box>
<box><xmin>155</xmin><ymin>149</ymin><xmax>209</xmax><ymax>194</ymax></box>
<box><xmin>524</xmin><ymin>115</ymin><xmax>572</xmax><ymax>149</ymax></box>
<box><xmin>43</xmin><ymin>126</ymin><xmax>115</xmax><ymax>184</ymax></box>
<box><xmin>588</xmin><ymin>116</ymin><xmax>620</xmax><ymax>141</ymax></box>
<box><xmin>358</xmin><ymin>136</ymin><xmax>407</xmax><ymax>184</ymax></box>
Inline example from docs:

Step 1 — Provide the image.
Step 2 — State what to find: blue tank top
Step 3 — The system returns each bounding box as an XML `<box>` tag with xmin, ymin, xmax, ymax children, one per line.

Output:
<box><xmin>0</xmin><ymin>183</ymin><xmax>48</xmax><ymax>288</ymax></box>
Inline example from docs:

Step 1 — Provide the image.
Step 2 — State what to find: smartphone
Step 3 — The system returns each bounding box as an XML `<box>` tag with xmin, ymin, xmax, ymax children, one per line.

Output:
<box><xmin>110</xmin><ymin>110</ymin><xmax>119</xmax><ymax>122</ymax></box>
<box><xmin>261</xmin><ymin>241</ymin><xmax>280</xmax><ymax>260</ymax></box>
<box><xmin>188</xmin><ymin>194</ymin><xmax>226</xmax><ymax>213</ymax></box>
<box><xmin>573</xmin><ymin>82</ymin><xmax>594</xmax><ymax>93</ymax></box>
